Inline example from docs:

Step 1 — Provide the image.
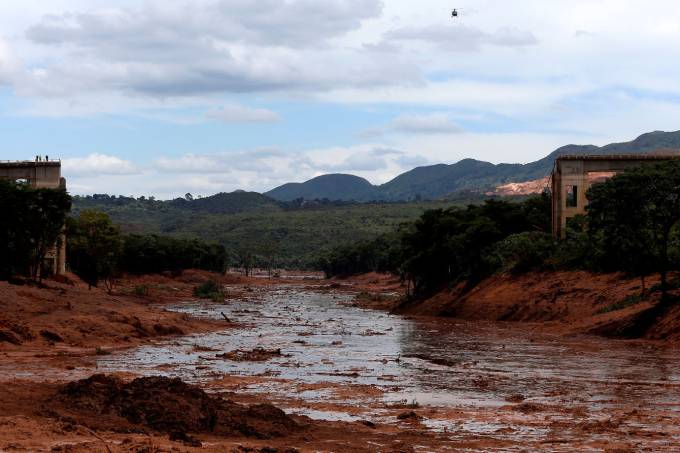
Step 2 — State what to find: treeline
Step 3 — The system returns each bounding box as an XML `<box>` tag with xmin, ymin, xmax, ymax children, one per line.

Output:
<box><xmin>320</xmin><ymin>161</ymin><xmax>680</xmax><ymax>300</ymax></box>
<box><xmin>67</xmin><ymin>210</ymin><xmax>227</xmax><ymax>291</ymax></box>
<box><xmin>0</xmin><ymin>180</ymin><xmax>71</xmax><ymax>280</ymax></box>
<box><xmin>319</xmin><ymin>194</ymin><xmax>553</xmax><ymax>296</ymax></box>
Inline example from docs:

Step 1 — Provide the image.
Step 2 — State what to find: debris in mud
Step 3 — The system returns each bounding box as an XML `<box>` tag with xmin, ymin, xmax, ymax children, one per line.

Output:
<box><xmin>49</xmin><ymin>374</ymin><xmax>300</xmax><ymax>439</ymax></box>
<box><xmin>359</xmin><ymin>420</ymin><xmax>377</xmax><ymax>428</ymax></box>
<box><xmin>40</xmin><ymin>330</ymin><xmax>63</xmax><ymax>343</ymax></box>
<box><xmin>359</xmin><ymin>329</ymin><xmax>385</xmax><ymax>336</ymax></box>
<box><xmin>192</xmin><ymin>344</ymin><xmax>218</xmax><ymax>352</ymax></box>
<box><xmin>318</xmin><ymin>371</ymin><xmax>360</xmax><ymax>378</ymax></box>
<box><xmin>396</xmin><ymin>411</ymin><xmax>421</xmax><ymax>421</ymax></box>
<box><xmin>233</xmin><ymin>447</ymin><xmax>300</xmax><ymax>453</ymax></box>
<box><xmin>406</xmin><ymin>354</ymin><xmax>458</xmax><ymax>367</ymax></box>
<box><xmin>513</xmin><ymin>402</ymin><xmax>545</xmax><ymax>414</ymax></box>
<box><xmin>0</xmin><ymin>330</ymin><xmax>22</xmax><ymax>345</ymax></box>
<box><xmin>153</xmin><ymin>324</ymin><xmax>184</xmax><ymax>336</ymax></box>
<box><xmin>169</xmin><ymin>430</ymin><xmax>203</xmax><ymax>447</ymax></box>
<box><xmin>506</xmin><ymin>394</ymin><xmax>525</xmax><ymax>403</ymax></box>
<box><xmin>217</xmin><ymin>347</ymin><xmax>289</xmax><ymax>362</ymax></box>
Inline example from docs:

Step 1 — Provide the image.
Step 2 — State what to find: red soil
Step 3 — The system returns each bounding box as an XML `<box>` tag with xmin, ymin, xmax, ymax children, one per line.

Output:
<box><xmin>392</xmin><ymin>270</ymin><xmax>680</xmax><ymax>341</ymax></box>
<box><xmin>0</xmin><ymin>271</ymin><xmax>461</xmax><ymax>452</ymax></box>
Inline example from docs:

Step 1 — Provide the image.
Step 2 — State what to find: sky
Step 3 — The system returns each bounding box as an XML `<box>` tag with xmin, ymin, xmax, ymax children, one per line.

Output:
<box><xmin>1</xmin><ymin>0</ymin><xmax>680</xmax><ymax>198</ymax></box>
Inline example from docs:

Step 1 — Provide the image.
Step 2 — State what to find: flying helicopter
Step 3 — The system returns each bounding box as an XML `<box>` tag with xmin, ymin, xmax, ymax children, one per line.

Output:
<box><xmin>451</xmin><ymin>8</ymin><xmax>458</xmax><ymax>18</ymax></box>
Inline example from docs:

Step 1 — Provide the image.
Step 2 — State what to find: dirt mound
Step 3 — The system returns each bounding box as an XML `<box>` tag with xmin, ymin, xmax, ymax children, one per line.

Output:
<box><xmin>49</xmin><ymin>374</ymin><xmax>299</xmax><ymax>439</ymax></box>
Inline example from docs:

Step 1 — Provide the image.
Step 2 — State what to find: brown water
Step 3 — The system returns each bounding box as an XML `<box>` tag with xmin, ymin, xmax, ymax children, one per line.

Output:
<box><xmin>97</xmin><ymin>285</ymin><xmax>680</xmax><ymax>451</ymax></box>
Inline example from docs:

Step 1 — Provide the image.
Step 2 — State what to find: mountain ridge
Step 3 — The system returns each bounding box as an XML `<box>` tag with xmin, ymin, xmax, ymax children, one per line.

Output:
<box><xmin>265</xmin><ymin>130</ymin><xmax>680</xmax><ymax>202</ymax></box>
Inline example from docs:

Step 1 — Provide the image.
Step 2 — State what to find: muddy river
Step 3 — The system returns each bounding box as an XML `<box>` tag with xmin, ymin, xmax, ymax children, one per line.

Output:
<box><xmin>99</xmin><ymin>285</ymin><xmax>680</xmax><ymax>451</ymax></box>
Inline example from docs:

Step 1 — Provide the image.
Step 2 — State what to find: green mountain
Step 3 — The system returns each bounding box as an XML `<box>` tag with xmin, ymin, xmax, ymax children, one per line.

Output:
<box><xmin>168</xmin><ymin>191</ymin><xmax>280</xmax><ymax>214</ymax></box>
<box><xmin>265</xmin><ymin>174</ymin><xmax>377</xmax><ymax>201</ymax></box>
<box><xmin>265</xmin><ymin>130</ymin><xmax>680</xmax><ymax>202</ymax></box>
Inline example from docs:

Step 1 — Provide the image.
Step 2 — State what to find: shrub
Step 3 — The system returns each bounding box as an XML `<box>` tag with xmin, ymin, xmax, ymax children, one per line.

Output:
<box><xmin>192</xmin><ymin>280</ymin><xmax>224</xmax><ymax>301</ymax></box>
<box><xmin>133</xmin><ymin>285</ymin><xmax>149</xmax><ymax>297</ymax></box>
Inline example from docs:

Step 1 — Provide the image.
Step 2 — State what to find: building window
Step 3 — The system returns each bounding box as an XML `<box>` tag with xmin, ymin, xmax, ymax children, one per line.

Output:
<box><xmin>566</xmin><ymin>185</ymin><xmax>578</xmax><ymax>207</ymax></box>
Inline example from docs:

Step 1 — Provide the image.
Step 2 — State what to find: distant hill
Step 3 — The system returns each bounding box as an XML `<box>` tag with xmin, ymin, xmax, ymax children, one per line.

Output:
<box><xmin>265</xmin><ymin>174</ymin><xmax>377</xmax><ymax>202</ymax></box>
<box><xmin>168</xmin><ymin>191</ymin><xmax>280</xmax><ymax>214</ymax></box>
<box><xmin>265</xmin><ymin>130</ymin><xmax>680</xmax><ymax>202</ymax></box>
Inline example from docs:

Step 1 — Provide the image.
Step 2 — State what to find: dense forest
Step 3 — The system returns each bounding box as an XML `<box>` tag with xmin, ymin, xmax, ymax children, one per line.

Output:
<box><xmin>71</xmin><ymin>192</ymin><xmax>480</xmax><ymax>269</ymax></box>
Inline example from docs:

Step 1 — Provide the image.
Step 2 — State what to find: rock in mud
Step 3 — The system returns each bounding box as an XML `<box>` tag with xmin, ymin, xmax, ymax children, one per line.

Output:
<box><xmin>49</xmin><ymin>374</ymin><xmax>299</xmax><ymax>439</ymax></box>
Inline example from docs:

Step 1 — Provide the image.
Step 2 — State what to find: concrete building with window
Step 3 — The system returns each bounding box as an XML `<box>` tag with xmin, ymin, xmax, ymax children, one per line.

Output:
<box><xmin>0</xmin><ymin>158</ymin><xmax>67</xmax><ymax>275</ymax></box>
<box><xmin>551</xmin><ymin>154</ymin><xmax>680</xmax><ymax>238</ymax></box>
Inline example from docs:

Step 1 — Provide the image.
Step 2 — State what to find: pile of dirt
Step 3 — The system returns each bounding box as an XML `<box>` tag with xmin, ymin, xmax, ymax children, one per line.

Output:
<box><xmin>48</xmin><ymin>374</ymin><xmax>300</xmax><ymax>439</ymax></box>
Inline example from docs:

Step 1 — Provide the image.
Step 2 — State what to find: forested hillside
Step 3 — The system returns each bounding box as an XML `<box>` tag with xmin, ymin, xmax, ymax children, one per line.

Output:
<box><xmin>71</xmin><ymin>193</ymin><xmax>469</xmax><ymax>268</ymax></box>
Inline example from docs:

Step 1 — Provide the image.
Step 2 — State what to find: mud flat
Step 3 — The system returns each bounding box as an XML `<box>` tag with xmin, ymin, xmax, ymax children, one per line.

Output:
<box><xmin>97</xmin><ymin>284</ymin><xmax>680</xmax><ymax>451</ymax></box>
<box><xmin>1</xmin><ymin>273</ymin><xmax>680</xmax><ymax>451</ymax></box>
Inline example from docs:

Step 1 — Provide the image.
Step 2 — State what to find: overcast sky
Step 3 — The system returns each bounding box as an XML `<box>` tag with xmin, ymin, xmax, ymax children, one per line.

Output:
<box><xmin>1</xmin><ymin>0</ymin><xmax>679</xmax><ymax>198</ymax></box>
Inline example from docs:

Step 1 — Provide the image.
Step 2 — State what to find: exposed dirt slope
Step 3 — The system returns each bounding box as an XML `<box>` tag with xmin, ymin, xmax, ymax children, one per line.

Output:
<box><xmin>0</xmin><ymin>271</ymin><xmax>226</xmax><ymax>351</ymax></box>
<box><xmin>394</xmin><ymin>271</ymin><xmax>680</xmax><ymax>341</ymax></box>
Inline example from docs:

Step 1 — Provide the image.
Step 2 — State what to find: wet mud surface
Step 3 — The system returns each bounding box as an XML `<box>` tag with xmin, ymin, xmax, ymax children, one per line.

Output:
<box><xmin>92</xmin><ymin>285</ymin><xmax>680</xmax><ymax>451</ymax></box>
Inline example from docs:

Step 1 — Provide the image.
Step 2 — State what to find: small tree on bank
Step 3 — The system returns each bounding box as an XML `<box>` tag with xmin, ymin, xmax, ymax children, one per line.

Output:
<box><xmin>67</xmin><ymin>210</ymin><xmax>122</xmax><ymax>292</ymax></box>
<box><xmin>587</xmin><ymin>161</ymin><xmax>680</xmax><ymax>300</ymax></box>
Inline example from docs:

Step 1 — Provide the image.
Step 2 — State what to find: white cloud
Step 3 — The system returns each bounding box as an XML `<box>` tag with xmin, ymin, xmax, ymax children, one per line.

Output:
<box><xmin>15</xmin><ymin>0</ymin><xmax>410</xmax><ymax>103</ymax></box>
<box><xmin>385</xmin><ymin>24</ymin><xmax>538</xmax><ymax>51</ymax></box>
<box><xmin>63</xmin><ymin>153</ymin><xmax>139</xmax><ymax>176</ymax></box>
<box><xmin>391</xmin><ymin>112</ymin><xmax>462</xmax><ymax>134</ymax></box>
<box><xmin>319</xmin><ymin>151</ymin><xmax>388</xmax><ymax>172</ymax></box>
<box><xmin>0</xmin><ymin>38</ymin><xmax>19</xmax><ymax>84</ymax></box>
<box><xmin>206</xmin><ymin>105</ymin><xmax>280</xmax><ymax>123</ymax></box>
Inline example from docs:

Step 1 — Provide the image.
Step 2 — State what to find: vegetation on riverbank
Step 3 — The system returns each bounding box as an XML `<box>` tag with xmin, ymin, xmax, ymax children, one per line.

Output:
<box><xmin>67</xmin><ymin>210</ymin><xmax>227</xmax><ymax>291</ymax></box>
<box><xmin>322</xmin><ymin>161</ymin><xmax>680</xmax><ymax>304</ymax></box>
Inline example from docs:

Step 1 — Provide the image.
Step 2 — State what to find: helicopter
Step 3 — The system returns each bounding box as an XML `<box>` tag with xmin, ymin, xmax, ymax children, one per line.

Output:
<box><xmin>451</xmin><ymin>8</ymin><xmax>458</xmax><ymax>18</ymax></box>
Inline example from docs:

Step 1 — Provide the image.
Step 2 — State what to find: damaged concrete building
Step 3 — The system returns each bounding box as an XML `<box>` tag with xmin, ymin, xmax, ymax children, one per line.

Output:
<box><xmin>0</xmin><ymin>159</ymin><xmax>67</xmax><ymax>275</ymax></box>
<box><xmin>551</xmin><ymin>154</ymin><xmax>680</xmax><ymax>238</ymax></box>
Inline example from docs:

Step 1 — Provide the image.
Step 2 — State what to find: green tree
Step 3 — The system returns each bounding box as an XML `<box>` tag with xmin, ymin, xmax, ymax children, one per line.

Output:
<box><xmin>67</xmin><ymin>210</ymin><xmax>122</xmax><ymax>292</ymax></box>
<box><xmin>587</xmin><ymin>161</ymin><xmax>680</xmax><ymax>299</ymax></box>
